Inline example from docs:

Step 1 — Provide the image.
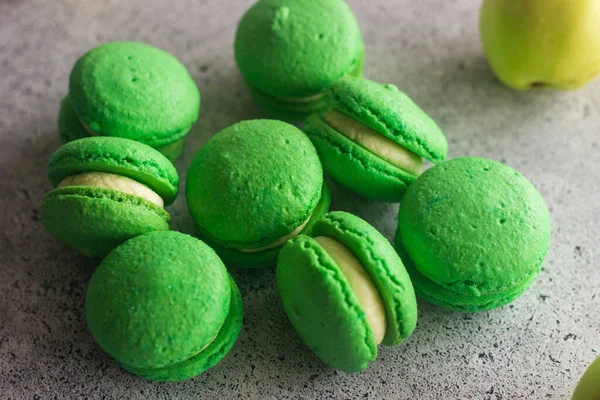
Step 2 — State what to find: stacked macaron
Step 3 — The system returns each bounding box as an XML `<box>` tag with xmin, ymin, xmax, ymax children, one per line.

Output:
<box><xmin>42</xmin><ymin>137</ymin><xmax>179</xmax><ymax>258</ymax></box>
<box><xmin>304</xmin><ymin>76</ymin><xmax>448</xmax><ymax>202</ymax></box>
<box><xmin>394</xmin><ymin>158</ymin><xmax>551</xmax><ymax>312</ymax></box>
<box><xmin>234</xmin><ymin>0</ymin><xmax>364</xmax><ymax>120</ymax></box>
<box><xmin>41</xmin><ymin>0</ymin><xmax>555</xmax><ymax>381</ymax></box>
<box><xmin>277</xmin><ymin>212</ymin><xmax>417</xmax><ymax>372</ymax></box>
<box><xmin>59</xmin><ymin>41</ymin><xmax>200</xmax><ymax>161</ymax></box>
<box><xmin>86</xmin><ymin>231</ymin><xmax>243</xmax><ymax>381</ymax></box>
<box><xmin>186</xmin><ymin>119</ymin><xmax>331</xmax><ymax>268</ymax></box>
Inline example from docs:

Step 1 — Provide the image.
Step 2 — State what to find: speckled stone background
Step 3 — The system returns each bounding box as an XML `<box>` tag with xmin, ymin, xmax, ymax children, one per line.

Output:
<box><xmin>1</xmin><ymin>0</ymin><xmax>599</xmax><ymax>398</ymax></box>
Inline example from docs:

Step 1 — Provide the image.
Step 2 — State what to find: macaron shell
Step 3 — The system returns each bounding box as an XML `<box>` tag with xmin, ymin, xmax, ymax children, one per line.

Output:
<box><xmin>41</xmin><ymin>187</ymin><xmax>170</xmax><ymax>258</ymax></box>
<box><xmin>198</xmin><ymin>181</ymin><xmax>331</xmax><ymax>268</ymax></box>
<box><xmin>329</xmin><ymin>77</ymin><xmax>448</xmax><ymax>162</ymax></box>
<box><xmin>311</xmin><ymin>212</ymin><xmax>417</xmax><ymax>346</ymax></box>
<box><xmin>398</xmin><ymin>157</ymin><xmax>550</xmax><ymax>301</ymax></box>
<box><xmin>69</xmin><ymin>41</ymin><xmax>200</xmax><ymax>148</ymax></box>
<box><xmin>85</xmin><ymin>231</ymin><xmax>231</xmax><ymax>370</ymax></box>
<box><xmin>234</xmin><ymin>0</ymin><xmax>364</xmax><ymax>98</ymax></box>
<box><xmin>186</xmin><ymin>120</ymin><xmax>323</xmax><ymax>249</ymax></box>
<box><xmin>58</xmin><ymin>95</ymin><xmax>89</xmax><ymax>143</ymax></box>
<box><xmin>277</xmin><ymin>235</ymin><xmax>377</xmax><ymax>372</ymax></box>
<box><xmin>394</xmin><ymin>231</ymin><xmax>542</xmax><ymax>312</ymax></box>
<box><xmin>121</xmin><ymin>277</ymin><xmax>244</xmax><ymax>381</ymax></box>
<box><xmin>48</xmin><ymin>137</ymin><xmax>179</xmax><ymax>205</ymax></box>
<box><xmin>58</xmin><ymin>96</ymin><xmax>185</xmax><ymax>162</ymax></box>
<box><xmin>304</xmin><ymin>114</ymin><xmax>415</xmax><ymax>202</ymax></box>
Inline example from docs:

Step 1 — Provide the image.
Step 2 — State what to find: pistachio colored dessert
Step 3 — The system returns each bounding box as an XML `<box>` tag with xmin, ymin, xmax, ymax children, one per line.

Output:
<box><xmin>277</xmin><ymin>211</ymin><xmax>417</xmax><ymax>372</ymax></box>
<box><xmin>86</xmin><ymin>231</ymin><xmax>243</xmax><ymax>381</ymax></box>
<box><xmin>304</xmin><ymin>77</ymin><xmax>448</xmax><ymax>202</ymax></box>
<box><xmin>41</xmin><ymin>137</ymin><xmax>179</xmax><ymax>257</ymax></box>
<box><xmin>186</xmin><ymin>119</ymin><xmax>330</xmax><ymax>268</ymax></box>
<box><xmin>234</xmin><ymin>0</ymin><xmax>364</xmax><ymax>120</ymax></box>
<box><xmin>395</xmin><ymin>157</ymin><xmax>551</xmax><ymax>312</ymax></box>
<box><xmin>60</xmin><ymin>41</ymin><xmax>200</xmax><ymax>161</ymax></box>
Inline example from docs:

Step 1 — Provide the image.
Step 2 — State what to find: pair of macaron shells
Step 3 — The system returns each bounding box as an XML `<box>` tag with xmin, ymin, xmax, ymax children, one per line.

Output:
<box><xmin>41</xmin><ymin>137</ymin><xmax>179</xmax><ymax>258</ymax></box>
<box><xmin>234</xmin><ymin>0</ymin><xmax>365</xmax><ymax>120</ymax></box>
<box><xmin>85</xmin><ymin>231</ymin><xmax>243</xmax><ymax>382</ymax></box>
<box><xmin>59</xmin><ymin>41</ymin><xmax>200</xmax><ymax>162</ymax></box>
<box><xmin>395</xmin><ymin>157</ymin><xmax>551</xmax><ymax>312</ymax></box>
<box><xmin>186</xmin><ymin>119</ymin><xmax>332</xmax><ymax>267</ymax></box>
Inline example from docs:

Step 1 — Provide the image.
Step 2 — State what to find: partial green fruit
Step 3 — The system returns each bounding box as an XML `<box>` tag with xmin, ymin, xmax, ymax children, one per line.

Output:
<box><xmin>480</xmin><ymin>0</ymin><xmax>600</xmax><ymax>90</ymax></box>
<box><xmin>572</xmin><ymin>356</ymin><xmax>600</xmax><ymax>400</ymax></box>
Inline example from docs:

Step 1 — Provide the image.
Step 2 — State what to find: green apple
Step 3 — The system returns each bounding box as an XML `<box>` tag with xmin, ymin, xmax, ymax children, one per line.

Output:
<box><xmin>480</xmin><ymin>0</ymin><xmax>600</xmax><ymax>90</ymax></box>
<box><xmin>572</xmin><ymin>356</ymin><xmax>600</xmax><ymax>400</ymax></box>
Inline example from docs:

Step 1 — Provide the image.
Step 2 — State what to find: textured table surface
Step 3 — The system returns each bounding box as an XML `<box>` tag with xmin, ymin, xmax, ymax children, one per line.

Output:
<box><xmin>1</xmin><ymin>0</ymin><xmax>599</xmax><ymax>399</ymax></box>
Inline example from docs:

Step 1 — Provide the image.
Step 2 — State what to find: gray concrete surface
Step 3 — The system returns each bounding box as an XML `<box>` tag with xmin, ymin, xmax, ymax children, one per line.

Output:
<box><xmin>1</xmin><ymin>0</ymin><xmax>599</xmax><ymax>398</ymax></box>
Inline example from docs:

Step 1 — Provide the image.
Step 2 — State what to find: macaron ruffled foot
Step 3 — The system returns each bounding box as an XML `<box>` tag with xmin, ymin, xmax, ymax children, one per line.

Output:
<box><xmin>277</xmin><ymin>211</ymin><xmax>417</xmax><ymax>372</ymax></box>
<box><xmin>395</xmin><ymin>157</ymin><xmax>551</xmax><ymax>312</ymax></box>
<box><xmin>41</xmin><ymin>137</ymin><xmax>179</xmax><ymax>258</ymax></box>
<box><xmin>59</xmin><ymin>41</ymin><xmax>200</xmax><ymax>161</ymax></box>
<box><xmin>304</xmin><ymin>77</ymin><xmax>448</xmax><ymax>202</ymax></box>
<box><xmin>85</xmin><ymin>231</ymin><xmax>243</xmax><ymax>381</ymax></box>
<box><xmin>186</xmin><ymin>119</ymin><xmax>330</xmax><ymax>268</ymax></box>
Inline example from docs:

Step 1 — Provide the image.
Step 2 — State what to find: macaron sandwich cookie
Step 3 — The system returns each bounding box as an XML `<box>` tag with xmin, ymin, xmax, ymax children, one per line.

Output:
<box><xmin>277</xmin><ymin>211</ymin><xmax>417</xmax><ymax>372</ymax></box>
<box><xmin>186</xmin><ymin>119</ymin><xmax>331</xmax><ymax>268</ymax></box>
<box><xmin>41</xmin><ymin>137</ymin><xmax>179</xmax><ymax>258</ymax></box>
<box><xmin>234</xmin><ymin>0</ymin><xmax>364</xmax><ymax>120</ymax></box>
<box><xmin>59</xmin><ymin>41</ymin><xmax>200</xmax><ymax>161</ymax></box>
<box><xmin>395</xmin><ymin>157</ymin><xmax>551</xmax><ymax>312</ymax></box>
<box><xmin>85</xmin><ymin>231</ymin><xmax>243</xmax><ymax>381</ymax></box>
<box><xmin>304</xmin><ymin>77</ymin><xmax>448</xmax><ymax>202</ymax></box>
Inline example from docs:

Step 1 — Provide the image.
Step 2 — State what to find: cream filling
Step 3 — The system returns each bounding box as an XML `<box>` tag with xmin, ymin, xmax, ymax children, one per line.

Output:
<box><xmin>80</xmin><ymin>121</ymin><xmax>98</xmax><ymax>136</ymax></box>
<box><xmin>238</xmin><ymin>216</ymin><xmax>311</xmax><ymax>253</ymax></box>
<box><xmin>278</xmin><ymin>93</ymin><xmax>325</xmax><ymax>104</ymax></box>
<box><xmin>314</xmin><ymin>236</ymin><xmax>386</xmax><ymax>345</ymax></box>
<box><xmin>184</xmin><ymin>334</ymin><xmax>217</xmax><ymax>360</ymax></box>
<box><xmin>323</xmin><ymin>110</ymin><xmax>424</xmax><ymax>176</ymax></box>
<box><xmin>58</xmin><ymin>172</ymin><xmax>164</xmax><ymax>208</ymax></box>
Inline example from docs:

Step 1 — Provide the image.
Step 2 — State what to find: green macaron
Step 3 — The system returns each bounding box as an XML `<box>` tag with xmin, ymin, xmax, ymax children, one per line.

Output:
<box><xmin>41</xmin><ymin>136</ymin><xmax>179</xmax><ymax>258</ymax></box>
<box><xmin>277</xmin><ymin>211</ymin><xmax>417</xmax><ymax>372</ymax></box>
<box><xmin>85</xmin><ymin>231</ymin><xmax>243</xmax><ymax>381</ymax></box>
<box><xmin>304</xmin><ymin>76</ymin><xmax>448</xmax><ymax>202</ymax></box>
<box><xmin>234</xmin><ymin>0</ymin><xmax>364</xmax><ymax>120</ymax></box>
<box><xmin>186</xmin><ymin>119</ymin><xmax>330</xmax><ymax>268</ymax></box>
<box><xmin>60</xmin><ymin>41</ymin><xmax>200</xmax><ymax>161</ymax></box>
<box><xmin>395</xmin><ymin>157</ymin><xmax>551</xmax><ymax>312</ymax></box>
